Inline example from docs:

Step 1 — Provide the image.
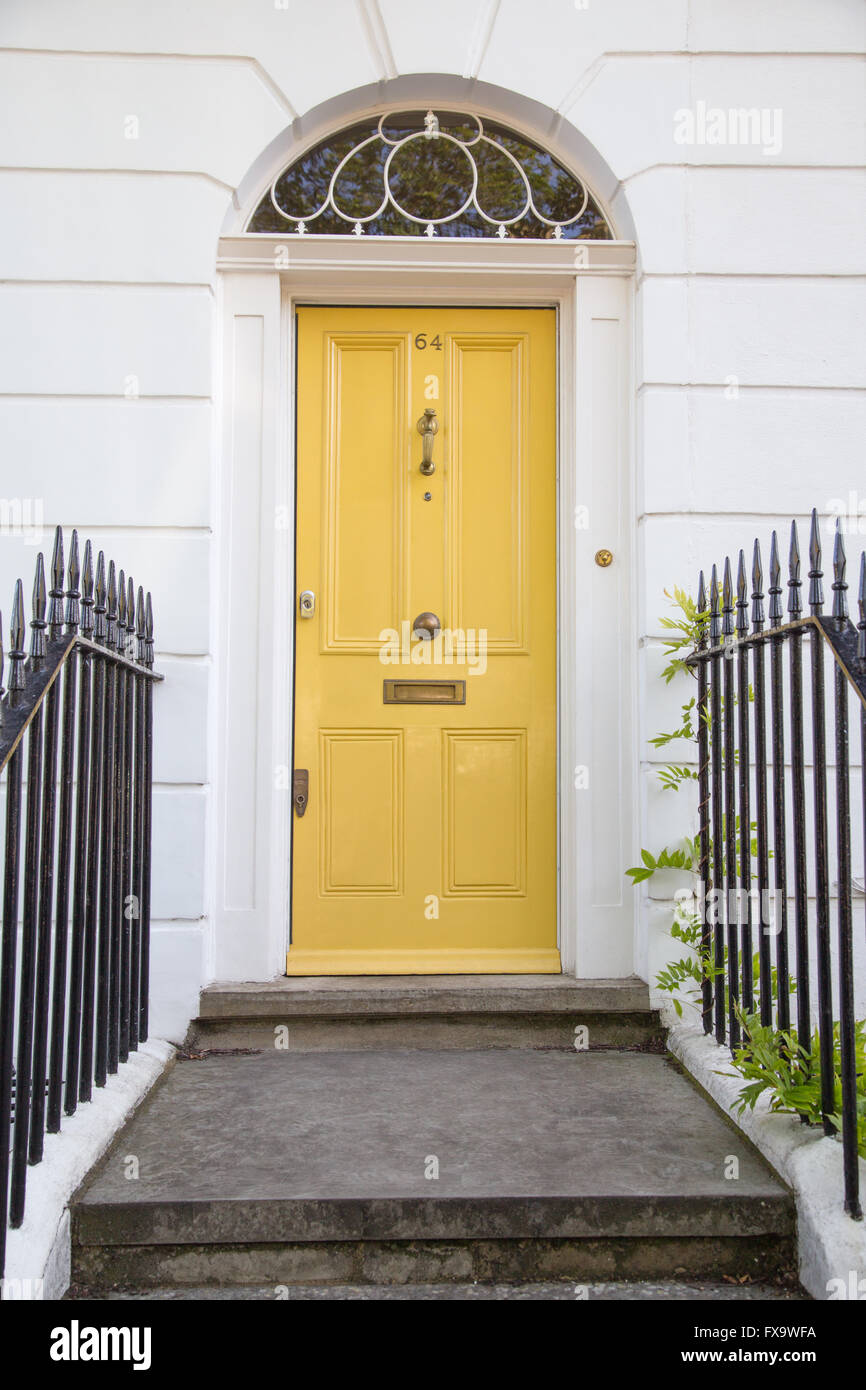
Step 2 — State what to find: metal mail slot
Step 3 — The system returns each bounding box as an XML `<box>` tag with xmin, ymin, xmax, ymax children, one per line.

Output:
<box><xmin>383</xmin><ymin>679</ymin><xmax>466</xmax><ymax>705</ymax></box>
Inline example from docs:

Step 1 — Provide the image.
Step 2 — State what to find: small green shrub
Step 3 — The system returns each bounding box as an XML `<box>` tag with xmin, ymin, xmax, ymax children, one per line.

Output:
<box><xmin>723</xmin><ymin>1014</ymin><xmax>866</xmax><ymax>1159</ymax></box>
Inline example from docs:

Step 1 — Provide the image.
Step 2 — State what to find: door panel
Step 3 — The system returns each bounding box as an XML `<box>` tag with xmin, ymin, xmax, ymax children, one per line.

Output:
<box><xmin>449</xmin><ymin>336</ymin><xmax>526</xmax><ymax>649</ymax></box>
<box><xmin>320</xmin><ymin>731</ymin><xmax>403</xmax><ymax>894</ymax></box>
<box><xmin>444</xmin><ymin>730</ymin><xmax>526</xmax><ymax>894</ymax></box>
<box><xmin>324</xmin><ymin>335</ymin><xmax>407</xmax><ymax>651</ymax></box>
<box><xmin>290</xmin><ymin>306</ymin><xmax>558</xmax><ymax>975</ymax></box>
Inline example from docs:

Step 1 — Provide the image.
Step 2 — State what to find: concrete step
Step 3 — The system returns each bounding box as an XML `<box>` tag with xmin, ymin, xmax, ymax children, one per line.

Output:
<box><xmin>189</xmin><ymin>975</ymin><xmax>664</xmax><ymax>1051</ymax></box>
<box><xmin>72</xmin><ymin>1049</ymin><xmax>795</xmax><ymax>1291</ymax></box>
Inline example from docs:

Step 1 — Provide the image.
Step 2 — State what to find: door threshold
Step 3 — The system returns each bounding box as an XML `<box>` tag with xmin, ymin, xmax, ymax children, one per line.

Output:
<box><xmin>284</xmin><ymin>948</ymin><xmax>562</xmax><ymax>976</ymax></box>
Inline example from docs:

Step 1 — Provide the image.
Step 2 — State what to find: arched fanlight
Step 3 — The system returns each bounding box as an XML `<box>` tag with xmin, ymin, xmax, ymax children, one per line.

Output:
<box><xmin>247</xmin><ymin>110</ymin><xmax>612</xmax><ymax>241</ymax></box>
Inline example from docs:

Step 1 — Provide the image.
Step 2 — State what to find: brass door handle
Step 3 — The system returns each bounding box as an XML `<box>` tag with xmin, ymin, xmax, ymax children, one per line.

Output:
<box><xmin>417</xmin><ymin>408</ymin><xmax>438</xmax><ymax>475</ymax></box>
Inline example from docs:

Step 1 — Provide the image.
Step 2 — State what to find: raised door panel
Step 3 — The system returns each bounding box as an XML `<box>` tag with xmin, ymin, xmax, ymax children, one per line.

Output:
<box><xmin>319</xmin><ymin>730</ymin><xmax>404</xmax><ymax>895</ymax></box>
<box><xmin>442</xmin><ymin>729</ymin><xmax>526</xmax><ymax>896</ymax></box>
<box><xmin>323</xmin><ymin>335</ymin><xmax>407</xmax><ymax>652</ymax></box>
<box><xmin>448</xmin><ymin>335</ymin><xmax>527</xmax><ymax>652</ymax></box>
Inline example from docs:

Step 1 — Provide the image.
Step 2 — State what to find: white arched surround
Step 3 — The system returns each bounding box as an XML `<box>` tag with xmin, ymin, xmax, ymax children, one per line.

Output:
<box><xmin>212</xmin><ymin>78</ymin><xmax>638</xmax><ymax>983</ymax></box>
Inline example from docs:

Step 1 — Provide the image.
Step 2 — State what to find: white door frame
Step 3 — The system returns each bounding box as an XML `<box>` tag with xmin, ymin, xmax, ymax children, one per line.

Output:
<box><xmin>213</xmin><ymin>234</ymin><xmax>637</xmax><ymax>982</ymax></box>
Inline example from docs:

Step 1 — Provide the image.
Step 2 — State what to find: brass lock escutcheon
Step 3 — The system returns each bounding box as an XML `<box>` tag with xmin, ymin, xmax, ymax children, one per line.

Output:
<box><xmin>293</xmin><ymin>769</ymin><xmax>309</xmax><ymax>818</ymax></box>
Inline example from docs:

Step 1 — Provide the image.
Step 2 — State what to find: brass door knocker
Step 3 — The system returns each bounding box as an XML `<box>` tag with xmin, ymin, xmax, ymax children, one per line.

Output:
<box><xmin>417</xmin><ymin>408</ymin><xmax>438</xmax><ymax>475</ymax></box>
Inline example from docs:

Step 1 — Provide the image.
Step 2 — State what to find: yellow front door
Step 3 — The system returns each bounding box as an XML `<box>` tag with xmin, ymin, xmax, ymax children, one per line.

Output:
<box><xmin>289</xmin><ymin>306</ymin><xmax>558</xmax><ymax>975</ymax></box>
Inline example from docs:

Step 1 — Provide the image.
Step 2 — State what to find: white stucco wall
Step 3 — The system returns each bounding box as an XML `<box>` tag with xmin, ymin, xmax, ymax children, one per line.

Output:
<box><xmin>0</xmin><ymin>1</ymin><xmax>863</xmax><ymax>1038</ymax></box>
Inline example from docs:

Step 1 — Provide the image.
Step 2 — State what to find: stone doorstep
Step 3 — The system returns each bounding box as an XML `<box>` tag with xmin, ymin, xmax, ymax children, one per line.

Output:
<box><xmin>196</xmin><ymin>976</ymin><xmax>654</xmax><ymax>1019</ymax></box>
<box><xmin>190</xmin><ymin>977</ymin><xmax>663</xmax><ymax>1051</ymax></box>
<box><xmin>188</xmin><ymin>1012</ymin><xmax>662</xmax><ymax>1052</ymax></box>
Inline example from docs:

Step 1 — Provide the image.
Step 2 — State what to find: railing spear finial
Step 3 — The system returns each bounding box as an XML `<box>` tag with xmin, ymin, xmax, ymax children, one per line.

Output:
<box><xmin>106</xmin><ymin>560</ymin><xmax>118</xmax><ymax>649</ymax></box>
<box><xmin>66</xmin><ymin>529</ymin><xmax>81</xmax><ymax>633</ymax></box>
<box><xmin>144</xmin><ymin>591</ymin><xmax>154</xmax><ymax>669</ymax></box>
<box><xmin>9</xmin><ymin>578</ymin><xmax>26</xmax><ymax>695</ymax></box>
<box><xmin>735</xmin><ymin>550</ymin><xmax>748</xmax><ymax>638</ymax></box>
<box><xmin>858</xmin><ymin>552</ymin><xmax>866</xmax><ymax>666</ymax></box>
<box><xmin>787</xmin><ymin>520</ymin><xmax>802</xmax><ymax>620</ymax></box>
<box><xmin>30</xmin><ymin>551</ymin><xmax>47</xmax><ymax>661</ymax></box>
<box><xmin>117</xmin><ymin>568</ymin><xmax>127</xmax><ymax>654</ymax></box>
<box><xmin>126</xmin><ymin>575</ymin><xmax>135</xmax><ymax>658</ymax></box>
<box><xmin>48</xmin><ymin>525</ymin><xmax>65</xmax><ymax>637</ymax></box>
<box><xmin>709</xmin><ymin>563</ymin><xmax>721</xmax><ymax>645</ymax></box>
<box><xmin>751</xmin><ymin>538</ymin><xmax>764</xmax><ymax>633</ymax></box>
<box><xmin>808</xmin><ymin>507</ymin><xmax>824</xmax><ymax>615</ymax></box>
<box><xmin>768</xmin><ymin>530</ymin><xmax>783</xmax><ymax>628</ymax></box>
<box><xmin>94</xmin><ymin>551</ymin><xmax>107</xmax><ymax>644</ymax></box>
<box><xmin>832</xmin><ymin>518</ymin><xmax>848</xmax><ymax>624</ymax></box>
<box><xmin>697</xmin><ymin>570</ymin><xmax>707</xmax><ymax>649</ymax></box>
<box><xmin>722</xmin><ymin>556</ymin><xmax>735</xmax><ymax>642</ymax></box>
<box><xmin>135</xmin><ymin>586</ymin><xmax>145</xmax><ymax>664</ymax></box>
<box><xmin>80</xmin><ymin>539</ymin><xmax>95</xmax><ymax>639</ymax></box>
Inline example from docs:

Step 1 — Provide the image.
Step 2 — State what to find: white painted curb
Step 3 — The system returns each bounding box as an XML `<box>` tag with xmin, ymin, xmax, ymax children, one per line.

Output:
<box><xmin>663</xmin><ymin>1004</ymin><xmax>866</xmax><ymax>1301</ymax></box>
<box><xmin>3</xmin><ymin>1039</ymin><xmax>175</xmax><ymax>1301</ymax></box>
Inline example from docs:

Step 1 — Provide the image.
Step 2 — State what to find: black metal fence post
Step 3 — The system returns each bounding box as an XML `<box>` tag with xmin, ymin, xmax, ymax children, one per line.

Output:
<box><xmin>65</xmin><ymin>539</ymin><xmax>93</xmax><ymax>1116</ymax></box>
<box><xmin>831</xmin><ymin>524</ymin><xmax>862</xmax><ymax>1218</ymax></box>
<box><xmin>768</xmin><ymin>533</ymin><xmax>791</xmax><ymax>1032</ymax></box>
<box><xmin>808</xmin><ymin>512</ymin><xmax>836</xmax><ymax>1135</ymax></box>
<box><xmin>47</xmin><ymin>530</ymin><xmax>79</xmax><ymax>1134</ymax></box>
<box><xmin>709</xmin><ymin>566</ymin><xmax>726</xmax><ymax>1043</ymax></box>
<box><xmin>139</xmin><ymin>592</ymin><xmax>155</xmax><ymax>1041</ymax></box>
<box><xmin>735</xmin><ymin>551</ymin><xmax>754</xmax><ymax>1017</ymax></box>
<box><xmin>0</xmin><ymin>598</ymin><xmax>24</xmax><ymax>1278</ymax></box>
<box><xmin>696</xmin><ymin>570</ymin><xmax>712</xmax><ymax>1034</ymax></box>
<box><xmin>787</xmin><ymin>522</ymin><xmax>811</xmax><ymax>1052</ymax></box>
<box><xmin>751</xmin><ymin>541</ymin><xmax>773</xmax><ymax>1027</ymax></box>
<box><xmin>11</xmin><ymin>559</ymin><xmax>48</xmax><ymax>1227</ymax></box>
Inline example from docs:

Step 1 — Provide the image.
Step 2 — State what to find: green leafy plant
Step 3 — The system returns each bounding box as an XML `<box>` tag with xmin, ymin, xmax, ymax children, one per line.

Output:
<box><xmin>658</xmin><ymin>585</ymin><xmax>708</xmax><ymax>684</ymax></box>
<box><xmin>652</xmin><ymin>896</ymin><xmax>718</xmax><ymax>1016</ymax></box>
<box><xmin>628</xmin><ymin>587</ymin><xmax>774</xmax><ymax>1017</ymax></box>
<box><xmin>626</xmin><ymin>588</ymin><xmax>707</xmax><ymax>1016</ymax></box>
<box><xmin>723</xmin><ymin>1013</ymin><xmax>866</xmax><ymax>1159</ymax></box>
<box><xmin>625</xmin><ymin>840</ymin><xmax>698</xmax><ymax>886</ymax></box>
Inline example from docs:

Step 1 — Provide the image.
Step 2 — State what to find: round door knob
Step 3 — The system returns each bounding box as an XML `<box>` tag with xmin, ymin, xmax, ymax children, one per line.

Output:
<box><xmin>595</xmin><ymin>549</ymin><xmax>614</xmax><ymax>568</ymax></box>
<box><xmin>412</xmin><ymin>611</ymin><xmax>441</xmax><ymax>640</ymax></box>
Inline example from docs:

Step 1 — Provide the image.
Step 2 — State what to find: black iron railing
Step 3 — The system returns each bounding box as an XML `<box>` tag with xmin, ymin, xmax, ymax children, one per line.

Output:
<box><xmin>689</xmin><ymin>508</ymin><xmax>865</xmax><ymax>1220</ymax></box>
<box><xmin>0</xmin><ymin>527</ymin><xmax>161</xmax><ymax>1286</ymax></box>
